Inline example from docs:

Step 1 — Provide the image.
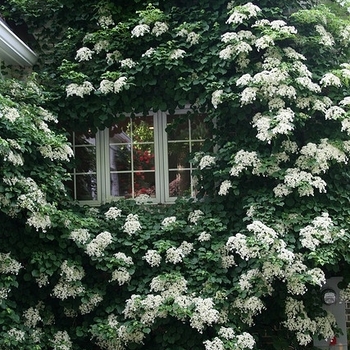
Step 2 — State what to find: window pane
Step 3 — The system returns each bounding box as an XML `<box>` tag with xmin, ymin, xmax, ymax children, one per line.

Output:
<box><xmin>191</xmin><ymin>114</ymin><xmax>210</xmax><ymax>140</ymax></box>
<box><xmin>168</xmin><ymin>142</ymin><xmax>190</xmax><ymax>169</ymax></box>
<box><xmin>109</xmin><ymin>116</ymin><xmax>155</xmax><ymax>199</ymax></box>
<box><xmin>68</xmin><ymin>132</ymin><xmax>97</xmax><ymax>201</ymax></box>
<box><xmin>134</xmin><ymin>145</ymin><xmax>155</xmax><ymax>170</ymax></box>
<box><xmin>75</xmin><ymin>133</ymin><xmax>96</xmax><ymax>146</ymax></box>
<box><xmin>169</xmin><ymin>170</ymin><xmax>191</xmax><ymax>197</ymax></box>
<box><xmin>109</xmin><ymin>120</ymin><xmax>132</xmax><ymax>143</ymax></box>
<box><xmin>110</xmin><ymin>172</ymin><xmax>156</xmax><ymax>198</ymax></box>
<box><xmin>76</xmin><ymin>174</ymin><xmax>97</xmax><ymax>200</ymax></box>
<box><xmin>110</xmin><ymin>172</ymin><xmax>132</xmax><ymax>197</ymax></box>
<box><xmin>110</xmin><ymin>145</ymin><xmax>131</xmax><ymax>171</ymax></box>
<box><xmin>75</xmin><ymin>147</ymin><xmax>96</xmax><ymax>172</ymax></box>
<box><xmin>135</xmin><ymin>171</ymin><xmax>156</xmax><ymax>197</ymax></box>
<box><xmin>191</xmin><ymin>141</ymin><xmax>205</xmax><ymax>155</ymax></box>
<box><xmin>167</xmin><ymin>115</ymin><xmax>189</xmax><ymax>141</ymax></box>
<box><xmin>133</xmin><ymin>116</ymin><xmax>154</xmax><ymax>143</ymax></box>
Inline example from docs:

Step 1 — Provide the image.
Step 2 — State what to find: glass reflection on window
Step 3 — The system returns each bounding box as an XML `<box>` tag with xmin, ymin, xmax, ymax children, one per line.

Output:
<box><xmin>109</xmin><ymin>116</ymin><xmax>156</xmax><ymax>198</ymax></box>
<box><xmin>70</xmin><ymin>132</ymin><xmax>97</xmax><ymax>201</ymax></box>
<box><xmin>167</xmin><ymin>114</ymin><xmax>208</xmax><ymax>197</ymax></box>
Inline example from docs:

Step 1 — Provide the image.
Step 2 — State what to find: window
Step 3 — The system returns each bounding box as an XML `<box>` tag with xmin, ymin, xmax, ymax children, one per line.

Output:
<box><xmin>67</xmin><ymin>108</ymin><xmax>209</xmax><ymax>204</ymax></box>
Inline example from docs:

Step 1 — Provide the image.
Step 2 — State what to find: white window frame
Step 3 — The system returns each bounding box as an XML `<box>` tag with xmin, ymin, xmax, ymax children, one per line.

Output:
<box><xmin>70</xmin><ymin>107</ymin><xmax>206</xmax><ymax>205</ymax></box>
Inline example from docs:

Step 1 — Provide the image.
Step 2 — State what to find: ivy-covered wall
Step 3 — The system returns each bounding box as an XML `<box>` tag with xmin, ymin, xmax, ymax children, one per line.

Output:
<box><xmin>1</xmin><ymin>0</ymin><xmax>350</xmax><ymax>349</ymax></box>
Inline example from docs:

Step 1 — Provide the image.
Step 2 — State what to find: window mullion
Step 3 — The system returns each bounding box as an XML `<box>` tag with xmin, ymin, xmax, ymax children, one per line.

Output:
<box><xmin>96</xmin><ymin>129</ymin><xmax>106</xmax><ymax>204</ymax></box>
<box><xmin>153</xmin><ymin>111</ymin><xmax>163</xmax><ymax>203</ymax></box>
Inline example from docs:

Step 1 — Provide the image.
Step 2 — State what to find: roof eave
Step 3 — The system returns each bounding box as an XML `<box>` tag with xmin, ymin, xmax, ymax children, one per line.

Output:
<box><xmin>0</xmin><ymin>20</ymin><xmax>37</xmax><ymax>67</ymax></box>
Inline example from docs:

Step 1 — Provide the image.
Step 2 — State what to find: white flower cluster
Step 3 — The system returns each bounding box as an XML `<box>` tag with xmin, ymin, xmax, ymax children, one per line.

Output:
<box><xmin>79</xmin><ymin>293</ymin><xmax>103</xmax><ymax>314</ymax></box>
<box><xmin>161</xmin><ymin>216</ymin><xmax>176</xmax><ymax>228</ymax></box>
<box><xmin>66</xmin><ymin>81</ymin><xmax>95</xmax><ymax>98</ymax></box>
<box><xmin>114</xmin><ymin>252</ymin><xmax>133</xmax><ymax>265</ymax></box>
<box><xmin>283</xmin><ymin>253</ymin><xmax>307</xmax><ymax>289</ymax></box>
<box><xmin>105</xmin><ymin>207</ymin><xmax>122</xmax><ymax>220</ymax></box>
<box><xmin>226</xmin><ymin>2</ymin><xmax>261</xmax><ymax>25</ymax></box>
<box><xmin>3</xmin><ymin>149</ymin><xmax>22</xmax><ymax>166</ymax></box>
<box><xmin>233</xmin><ymin>296</ymin><xmax>265</xmax><ymax>325</ymax></box>
<box><xmin>51</xmin><ymin>330</ymin><xmax>73</xmax><ymax>350</ymax></box>
<box><xmin>273</xmin><ymin>168</ymin><xmax>327</xmax><ymax>197</ymax></box>
<box><xmin>150</xmin><ymin>274</ymin><xmax>188</xmax><ymax>298</ymax></box>
<box><xmin>203</xmin><ymin>337</ymin><xmax>224</xmax><ymax>350</ymax></box>
<box><xmin>18</xmin><ymin>187</ymin><xmax>46</xmax><ymax>213</ymax></box>
<box><xmin>123</xmin><ymin>294</ymin><xmax>142</xmax><ymax>318</ymax></box>
<box><xmin>7</xmin><ymin>328</ymin><xmax>25</xmax><ymax>342</ymax></box>
<box><xmin>131</xmin><ymin>24</ymin><xmax>150</xmax><ymax>37</ymax></box>
<box><xmin>69</xmin><ymin>228</ymin><xmax>91</xmax><ymax>244</ymax></box>
<box><xmin>325</xmin><ymin>105</ymin><xmax>346</xmax><ymax>120</ymax></box>
<box><xmin>186</xmin><ymin>31</ymin><xmax>200</xmax><ymax>45</ymax></box>
<box><xmin>142</xmin><ymin>47</ymin><xmax>155</xmax><ymax>57</ymax></box>
<box><xmin>52</xmin><ymin>280</ymin><xmax>84</xmax><ymax>300</ymax></box>
<box><xmin>240</xmin><ymin>87</ymin><xmax>257</xmax><ymax>105</ymax></box>
<box><xmin>283</xmin><ymin>298</ymin><xmax>319</xmax><ymax>346</ymax></box>
<box><xmin>227</xmin><ymin>233</ymin><xmax>256</xmax><ymax>260</ymax></box>
<box><xmin>2</xmin><ymin>106</ymin><xmax>20</xmax><ymax>122</ymax></box>
<box><xmin>198</xmin><ymin>231</ymin><xmax>211</xmax><ymax>242</ymax></box>
<box><xmin>135</xmin><ymin>193</ymin><xmax>151</xmax><ymax>204</ymax></box>
<box><xmin>221</xmin><ymin>246</ymin><xmax>236</xmax><ymax>268</ymax></box>
<box><xmin>75</xmin><ymin>47</ymin><xmax>94</xmax><ymax>61</ymax></box>
<box><xmin>110</xmin><ymin>267</ymin><xmax>131</xmax><ymax>285</ymax></box>
<box><xmin>36</xmin><ymin>273</ymin><xmax>49</xmax><ymax>288</ymax></box>
<box><xmin>261</xmin><ymin>261</ymin><xmax>284</xmax><ymax>284</ymax></box>
<box><xmin>117</xmin><ymin>324</ymin><xmax>145</xmax><ymax>345</ymax></box>
<box><xmin>236</xmin><ymin>332</ymin><xmax>256</xmax><ymax>349</ymax></box>
<box><xmin>306</xmin><ymin>268</ymin><xmax>326</xmax><ymax>287</ymax></box>
<box><xmin>221</xmin><ymin>30</ymin><xmax>255</xmax><ymax>44</ymax></box>
<box><xmin>0</xmin><ymin>287</ymin><xmax>10</xmax><ymax>301</ymax></box>
<box><xmin>98</xmin><ymin>15</ymin><xmax>115</xmax><ymax>28</ymax></box>
<box><xmin>238</xmin><ymin>268</ymin><xmax>260</xmax><ymax>291</ymax></box>
<box><xmin>219</xmin><ymin>41</ymin><xmax>252</xmax><ymax>60</ymax></box>
<box><xmin>123</xmin><ymin>294</ymin><xmax>167</xmax><ymax>330</ymax></box>
<box><xmin>94</xmin><ymin>40</ymin><xmax>109</xmax><ymax>54</ymax></box>
<box><xmin>230</xmin><ymin>150</ymin><xmax>260</xmax><ymax>176</ymax></box>
<box><xmin>188</xmin><ymin>209</ymin><xmax>204</xmax><ymax>224</ymax></box>
<box><xmin>143</xmin><ymin>249</ymin><xmax>162</xmax><ymax>267</ymax></box>
<box><xmin>140</xmin><ymin>295</ymin><xmax>166</xmax><ymax>325</ymax></box>
<box><xmin>340</xmin><ymin>283</ymin><xmax>350</xmax><ymax>301</ymax></box>
<box><xmin>110</xmin><ymin>252</ymin><xmax>134</xmax><ymax>285</ymax></box>
<box><xmin>60</xmin><ymin>260</ymin><xmax>85</xmax><ymax>282</ymax></box>
<box><xmin>52</xmin><ymin>261</ymin><xmax>85</xmax><ymax>300</ymax></box>
<box><xmin>169</xmin><ymin>49</ymin><xmax>186</xmax><ymax>60</ymax></box>
<box><xmin>253</xmin><ymin>20</ymin><xmax>297</xmax><ymax>49</ymax></box>
<box><xmin>0</xmin><ymin>252</ymin><xmax>22</xmax><ymax>274</ymax></box>
<box><xmin>211</xmin><ymin>89</ymin><xmax>224</xmax><ymax>108</ymax></box>
<box><xmin>106</xmin><ymin>49</ymin><xmax>122</xmax><ymax>65</ymax></box>
<box><xmin>296</xmin><ymin>76</ymin><xmax>321</xmax><ymax>93</ymax></box>
<box><xmin>199</xmin><ymin>154</ymin><xmax>216</xmax><ymax>169</ymax></box>
<box><xmin>120</xmin><ymin>58</ymin><xmax>137</xmax><ymax>69</ymax></box>
<box><xmin>98</xmin><ymin>76</ymin><xmax>128</xmax><ymax>94</ymax></box>
<box><xmin>23</xmin><ymin>306</ymin><xmax>42</xmax><ymax>328</ymax></box>
<box><xmin>218</xmin><ymin>326</ymin><xmax>235</xmax><ymax>339</ymax></box>
<box><xmin>86</xmin><ymin>231</ymin><xmax>113</xmax><ymax>257</ymax></box>
<box><xmin>38</xmin><ymin>143</ymin><xmax>74</xmax><ymax>162</ymax></box>
<box><xmin>152</xmin><ymin>21</ymin><xmax>169</xmax><ymax>36</ymax></box>
<box><xmin>299</xmin><ymin>212</ymin><xmax>344</xmax><ymax>251</ymax></box>
<box><xmin>252</xmin><ymin>108</ymin><xmax>295</xmax><ymax>142</ymax></box>
<box><xmin>315</xmin><ymin>25</ymin><xmax>335</xmax><ymax>47</ymax></box>
<box><xmin>123</xmin><ymin>214</ymin><xmax>142</xmax><ymax>235</ymax></box>
<box><xmin>166</xmin><ymin>241</ymin><xmax>193</xmax><ymax>264</ymax></box>
<box><xmin>247</xmin><ymin>220</ymin><xmax>278</xmax><ymax>245</ymax></box>
<box><xmin>320</xmin><ymin>73</ymin><xmax>342</xmax><ymax>87</ymax></box>
<box><xmin>190</xmin><ymin>297</ymin><xmax>220</xmax><ymax>332</ymax></box>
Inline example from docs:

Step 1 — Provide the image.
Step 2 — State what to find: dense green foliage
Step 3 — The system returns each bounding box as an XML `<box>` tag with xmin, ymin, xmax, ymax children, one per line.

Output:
<box><xmin>1</xmin><ymin>0</ymin><xmax>350</xmax><ymax>349</ymax></box>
